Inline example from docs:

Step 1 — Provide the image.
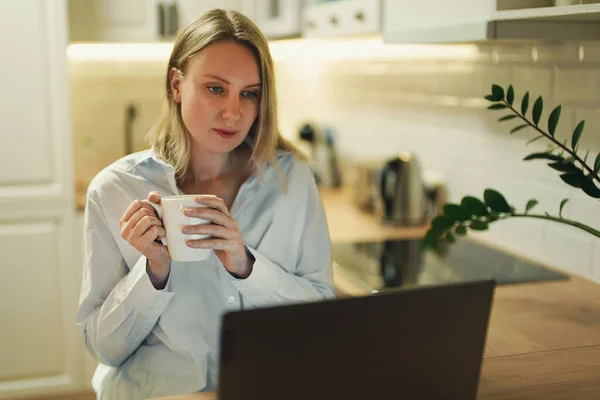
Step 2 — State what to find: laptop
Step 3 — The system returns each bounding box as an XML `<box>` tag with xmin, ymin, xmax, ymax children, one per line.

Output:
<box><xmin>217</xmin><ymin>279</ymin><xmax>495</xmax><ymax>400</ymax></box>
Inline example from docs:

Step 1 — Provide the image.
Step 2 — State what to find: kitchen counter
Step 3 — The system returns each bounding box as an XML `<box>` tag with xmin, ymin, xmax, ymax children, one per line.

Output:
<box><xmin>152</xmin><ymin>188</ymin><xmax>600</xmax><ymax>399</ymax></box>
<box><xmin>154</xmin><ymin>274</ymin><xmax>600</xmax><ymax>400</ymax></box>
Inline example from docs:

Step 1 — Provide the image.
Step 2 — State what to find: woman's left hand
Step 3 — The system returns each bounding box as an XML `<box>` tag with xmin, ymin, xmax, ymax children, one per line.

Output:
<box><xmin>182</xmin><ymin>195</ymin><xmax>254</xmax><ymax>278</ymax></box>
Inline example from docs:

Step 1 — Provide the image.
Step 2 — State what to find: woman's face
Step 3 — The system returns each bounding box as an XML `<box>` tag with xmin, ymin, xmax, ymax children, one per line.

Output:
<box><xmin>170</xmin><ymin>40</ymin><xmax>261</xmax><ymax>155</ymax></box>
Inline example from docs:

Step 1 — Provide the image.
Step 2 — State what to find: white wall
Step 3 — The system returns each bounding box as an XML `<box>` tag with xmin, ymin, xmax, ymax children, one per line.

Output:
<box><xmin>272</xmin><ymin>40</ymin><xmax>600</xmax><ymax>283</ymax></box>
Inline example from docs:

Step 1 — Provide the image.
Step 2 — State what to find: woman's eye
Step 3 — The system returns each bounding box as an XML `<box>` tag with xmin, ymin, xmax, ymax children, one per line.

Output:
<box><xmin>208</xmin><ymin>86</ymin><xmax>224</xmax><ymax>94</ymax></box>
<box><xmin>242</xmin><ymin>91</ymin><xmax>259</xmax><ymax>99</ymax></box>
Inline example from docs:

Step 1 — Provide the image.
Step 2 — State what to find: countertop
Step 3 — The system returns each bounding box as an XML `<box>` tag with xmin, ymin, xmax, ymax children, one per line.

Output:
<box><xmin>155</xmin><ymin>187</ymin><xmax>600</xmax><ymax>399</ymax></box>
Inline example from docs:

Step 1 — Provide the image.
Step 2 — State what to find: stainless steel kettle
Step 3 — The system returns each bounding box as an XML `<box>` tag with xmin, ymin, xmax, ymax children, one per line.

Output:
<box><xmin>379</xmin><ymin>150</ymin><xmax>427</xmax><ymax>226</ymax></box>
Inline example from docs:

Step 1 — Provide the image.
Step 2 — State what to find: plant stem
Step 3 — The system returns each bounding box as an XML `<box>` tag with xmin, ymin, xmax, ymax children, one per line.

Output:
<box><xmin>505</xmin><ymin>102</ymin><xmax>600</xmax><ymax>184</ymax></box>
<box><xmin>507</xmin><ymin>213</ymin><xmax>600</xmax><ymax>239</ymax></box>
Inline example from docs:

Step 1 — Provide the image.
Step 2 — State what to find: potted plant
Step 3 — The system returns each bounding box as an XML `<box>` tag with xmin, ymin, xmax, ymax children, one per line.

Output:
<box><xmin>422</xmin><ymin>84</ymin><xmax>600</xmax><ymax>251</ymax></box>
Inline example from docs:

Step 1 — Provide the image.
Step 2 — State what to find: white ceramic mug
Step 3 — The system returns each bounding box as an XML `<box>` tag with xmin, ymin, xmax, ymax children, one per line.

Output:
<box><xmin>150</xmin><ymin>194</ymin><xmax>215</xmax><ymax>262</ymax></box>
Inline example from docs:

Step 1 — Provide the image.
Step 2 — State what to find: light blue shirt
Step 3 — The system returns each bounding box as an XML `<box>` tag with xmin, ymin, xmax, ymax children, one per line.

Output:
<box><xmin>76</xmin><ymin>145</ymin><xmax>337</xmax><ymax>399</ymax></box>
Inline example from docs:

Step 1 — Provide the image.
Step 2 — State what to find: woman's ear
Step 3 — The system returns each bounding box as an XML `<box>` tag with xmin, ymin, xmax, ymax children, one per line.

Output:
<box><xmin>169</xmin><ymin>67</ymin><xmax>182</xmax><ymax>103</ymax></box>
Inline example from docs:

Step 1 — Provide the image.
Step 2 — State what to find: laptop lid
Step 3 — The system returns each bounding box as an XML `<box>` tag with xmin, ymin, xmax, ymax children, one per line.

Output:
<box><xmin>217</xmin><ymin>279</ymin><xmax>495</xmax><ymax>400</ymax></box>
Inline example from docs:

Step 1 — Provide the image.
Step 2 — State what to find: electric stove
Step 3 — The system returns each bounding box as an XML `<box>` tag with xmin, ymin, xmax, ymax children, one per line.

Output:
<box><xmin>331</xmin><ymin>237</ymin><xmax>569</xmax><ymax>293</ymax></box>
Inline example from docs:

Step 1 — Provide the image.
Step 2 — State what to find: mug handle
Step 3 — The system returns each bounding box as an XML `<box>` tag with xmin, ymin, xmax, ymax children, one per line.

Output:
<box><xmin>149</xmin><ymin>201</ymin><xmax>167</xmax><ymax>246</ymax></box>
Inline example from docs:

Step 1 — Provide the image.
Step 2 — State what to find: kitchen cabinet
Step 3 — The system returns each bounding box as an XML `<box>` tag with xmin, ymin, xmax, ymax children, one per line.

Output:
<box><xmin>301</xmin><ymin>0</ymin><xmax>381</xmax><ymax>38</ymax></box>
<box><xmin>68</xmin><ymin>0</ymin><xmax>256</xmax><ymax>43</ymax></box>
<box><xmin>384</xmin><ymin>0</ymin><xmax>600</xmax><ymax>43</ymax></box>
<box><xmin>254</xmin><ymin>0</ymin><xmax>303</xmax><ymax>39</ymax></box>
<box><xmin>0</xmin><ymin>0</ymin><xmax>83</xmax><ymax>399</ymax></box>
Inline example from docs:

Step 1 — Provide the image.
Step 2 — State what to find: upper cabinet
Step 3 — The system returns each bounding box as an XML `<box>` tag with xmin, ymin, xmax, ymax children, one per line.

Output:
<box><xmin>301</xmin><ymin>0</ymin><xmax>381</xmax><ymax>38</ymax></box>
<box><xmin>254</xmin><ymin>0</ymin><xmax>303</xmax><ymax>39</ymax></box>
<box><xmin>384</xmin><ymin>0</ymin><xmax>600</xmax><ymax>44</ymax></box>
<box><xmin>68</xmin><ymin>0</ymin><xmax>255</xmax><ymax>42</ymax></box>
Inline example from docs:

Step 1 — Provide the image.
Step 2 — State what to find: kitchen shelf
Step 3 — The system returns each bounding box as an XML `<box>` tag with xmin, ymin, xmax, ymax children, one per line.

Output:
<box><xmin>493</xmin><ymin>4</ymin><xmax>600</xmax><ymax>20</ymax></box>
<box><xmin>384</xmin><ymin>1</ymin><xmax>600</xmax><ymax>44</ymax></box>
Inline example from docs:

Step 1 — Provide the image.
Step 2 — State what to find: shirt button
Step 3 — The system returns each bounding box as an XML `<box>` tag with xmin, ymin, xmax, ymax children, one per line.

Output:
<box><xmin>228</xmin><ymin>296</ymin><xmax>235</xmax><ymax>303</ymax></box>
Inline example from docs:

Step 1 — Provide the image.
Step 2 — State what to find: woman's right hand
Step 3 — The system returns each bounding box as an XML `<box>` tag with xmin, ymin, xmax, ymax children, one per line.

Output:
<box><xmin>120</xmin><ymin>191</ymin><xmax>171</xmax><ymax>289</ymax></box>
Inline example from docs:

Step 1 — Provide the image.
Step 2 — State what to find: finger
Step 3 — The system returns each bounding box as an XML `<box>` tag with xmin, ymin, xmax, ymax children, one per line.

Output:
<box><xmin>126</xmin><ymin>207</ymin><xmax>160</xmax><ymax>231</ymax></box>
<box><xmin>120</xmin><ymin>207</ymin><xmax>157</xmax><ymax>240</ymax></box>
<box><xmin>129</xmin><ymin>213</ymin><xmax>163</xmax><ymax>241</ymax></box>
<box><xmin>120</xmin><ymin>199</ymin><xmax>148</xmax><ymax>226</ymax></box>
<box><xmin>148</xmin><ymin>191</ymin><xmax>162</xmax><ymax>205</ymax></box>
<box><xmin>187</xmin><ymin>238</ymin><xmax>238</xmax><ymax>250</ymax></box>
<box><xmin>181</xmin><ymin>223</ymin><xmax>236</xmax><ymax>239</ymax></box>
<box><xmin>194</xmin><ymin>195</ymin><xmax>230</xmax><ymax>216</ymax></box>
<box><xmin>184</xmin><ymin>207</ymin><xmax>236</xmax><ymax>228</ymax></box>
<box><xmin>141</xmin><ymin>225</ymin><xmax>167</xmax><ymax>248</ymax></box>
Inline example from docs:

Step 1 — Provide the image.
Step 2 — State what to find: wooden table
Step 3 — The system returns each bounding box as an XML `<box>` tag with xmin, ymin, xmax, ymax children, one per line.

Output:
<box><xmin>154</xmin><ymin>189</ymin><xmax>600</xmax><ymax>400</ymax></box>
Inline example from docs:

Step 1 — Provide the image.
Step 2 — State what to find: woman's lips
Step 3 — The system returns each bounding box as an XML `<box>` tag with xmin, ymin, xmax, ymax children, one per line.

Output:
<box><xmin>214</xmin><ymin>128</ymin><xmax>238</xmax><ymax>139</ymax></box>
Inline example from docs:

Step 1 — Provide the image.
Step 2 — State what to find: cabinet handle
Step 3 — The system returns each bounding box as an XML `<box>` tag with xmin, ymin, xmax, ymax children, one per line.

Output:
<box><xmin>158</xmin><ymin>3</ymin><xmax>166</xmax><ymax>37</ymax></box>
<box><xmin>354</xmin><ymin>10</ymin><xmax>365</xmax><ymax>22</ymax></box>
<box><xmin>329</xmin><ymin>15</ymin><xmax>338</xmax><ymax>26</ymax></box>
<box><xmin>167</xmin><ymin>3</ymin><xmax>178</xmax><ymax>36</ymax></box>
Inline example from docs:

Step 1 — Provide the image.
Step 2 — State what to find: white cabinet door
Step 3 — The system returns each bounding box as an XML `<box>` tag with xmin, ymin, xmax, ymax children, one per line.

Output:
<box><xmin>0</xmin><ymin>0</ymin><xmax>80</xmax><ymax>398</ymax></box>
<box><xmin>383</xmin><ymin>0</ymin><xmax>600</xmax><ymax>43</ymax></box>
<box><xmin>69</xmin><ymin>0</ymin><xmax>162</xmax><ymax>42</ymax></box>
<box><xmin>175</xmin><ymin>0</ymin><xmax>254</xmax><ymax>30</ymax></box>
<box><xmin>254</xmin><ymin>0</ymin><xmax>302</xmax><ymax>39</ymax></box>
<box><xmin>383</xmin><ymin>0</ymin><xmax>495</xmax><ymax>43</ymax></box>
<box><xmin>302</xmin><ymin>0</ymin><xmax>381</xmax><ymax>38</ymax></box>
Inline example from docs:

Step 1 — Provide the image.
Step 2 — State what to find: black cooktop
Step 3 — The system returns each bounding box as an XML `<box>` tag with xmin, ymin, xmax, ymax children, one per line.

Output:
<box><xmin>332</xmin><ymin>238</ymin><xmax>569</xmax><ymax>292</ymax></box>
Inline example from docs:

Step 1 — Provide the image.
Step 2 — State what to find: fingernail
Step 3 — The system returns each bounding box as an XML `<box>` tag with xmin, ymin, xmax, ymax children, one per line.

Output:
<box><xmin>181</xmin><ymin>227</ymin><xmax>188</xmax><ymax>233</ymax></box>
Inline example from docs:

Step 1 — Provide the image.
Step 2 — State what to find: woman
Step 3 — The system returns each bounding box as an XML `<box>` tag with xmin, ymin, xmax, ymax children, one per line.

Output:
<box><xmin>76</xmin><ymin>9</ymin><xmax>336</xmax><ymax>399</ymax></box>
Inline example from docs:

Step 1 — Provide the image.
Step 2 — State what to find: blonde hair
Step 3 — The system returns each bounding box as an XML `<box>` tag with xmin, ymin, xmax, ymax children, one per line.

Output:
<box><xmin>146</xmin><ymin>8</ymin><xmax>302</xmax><ymax>187</ymax></box>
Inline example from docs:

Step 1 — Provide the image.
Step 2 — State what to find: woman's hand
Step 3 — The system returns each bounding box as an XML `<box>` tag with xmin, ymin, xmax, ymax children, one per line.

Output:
<box><xmin>182</xmin><ymin>195</ymin><xmax>254</xmax><ymax>278</ymax></box>
<box><xmin>119</xmin><ymin>191</ymin><xmax>171</xmax><ymax>288</ymax></box>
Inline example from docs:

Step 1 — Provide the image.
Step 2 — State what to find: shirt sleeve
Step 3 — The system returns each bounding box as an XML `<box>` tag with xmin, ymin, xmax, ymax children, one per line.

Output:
<box><xmin>230</xmin><ymin>161</ymin><xmax>337</xmax><ymax>306</ymax></box>
<box><xmin>75</xmin><ymin>191</ymin><xmax>175</xmax><ymax>367</ymax></box>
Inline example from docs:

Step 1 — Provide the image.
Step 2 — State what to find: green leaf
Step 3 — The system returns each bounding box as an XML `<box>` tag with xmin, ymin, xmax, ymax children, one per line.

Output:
<box><xmin>523</xmin><ymin>152</ymin><xmax>564</xmax><ymax>162</ymax></box>
<box><xmin>525</xmin><ymin>199</ymin><xmax>538</xmax><ymax>214</ymax></box>
<box><xmin>526</xmin><ymin>135</ymin><xmax>544</xmax><ymax>145</ymax></box>
<box><xmin>532</xmin><ymin>96</ymin><xmax>543</xmax><ymax>126</ymax></box>
<box><xmin>483</xmin><ymin>189</ymin><xmax>512</xmax><ymax>213</ymax></box>
<box><xmin>498</xmin><ymin>114</ymin><xmax>518</xmax><ymax>122</ymax></box>
<box><xmin>443</xmin><ymin>204</ymin><xmax>472</xmax><ymax>222</ymax></box>
<box><xmin>469</xmin><ymin>220</ymin><xmax>489</xmax><ymax>231</ymax></box>
<box><xmin>582</xmin><ymin>179</ymin><xmax>600</xmax><ymax>199</ymax></box>
<box><xmin>510</xmin><ymin>124</ymin><xmax>529</xmax><ymax>134</ymax></box>
<box><xmin>506</xmin><ymin>85</ymin><xmax>514</xmax><ymax>106</ymax></box>
<box><xmin>421</xmin><ymin>229</ymin><xmax>440</xmax><ymax>250</ymax></box>
<box><xmin>492</xmin><ymin>84</ymin><xmax>504</xmax><ymax>100</ymax></box>
<box><xmin>547</xmin><ymin>105</ymin><xmax>561</xmax><ymax>137</ymax></box>
<box><xmin>584</xmin><ymin>150</ymin><xmax>590</xmax><ymax>164</ymax></box>
<box><xmin>559</xmin><ymin>198</ymin><xmax>569</xmax><ymax>218</ymax></box>
<box><xmin>430</xmin><ymin>215</ymin><xmax>454</xmax><ymax>233</ymax></box>
<box><xmin>594</xmin><ymin>153</ymin><xmax>600</xmax><ymax>175</ymax></box>
<box><xmin>547</xmin><ymin>161</ymin><xmax>581</xmax><ymax>174</ymax></box>
<box><xmin>445</xmin><ymin>232</ymin><xmax>456</xmax><ymax>243</ymax></box>
<box><xmin>560</xmin><ymin>173</ymin><xmax>586</xmax><ymax>189</ymax></box>
<box><xmin>521</xmin><ymin>92</ymin><xmax>530</xmax><ymax>116</ymax></box>
<box><xmin>485</xmin><ymin>94</ymin><xmax>500</xmax><ymax>102</ymax></box>
<box><xmin>488</xmin><ymin>104</ymin><xmax>508</xmax><ymax>110</ymax></box>
<box><xmin>460</xmin><ymin>196</ymin><xmax>490</xmax><ymax>217</ymax></box>
<box><xmin>572</xmin><ymin>120</ymin><xmax>585</xmax><ymax>150</ymax></box>
<box><xmin>455</xmin><ymin>225</ymin><xmax>467</xmax><ymax>236</ymax></box>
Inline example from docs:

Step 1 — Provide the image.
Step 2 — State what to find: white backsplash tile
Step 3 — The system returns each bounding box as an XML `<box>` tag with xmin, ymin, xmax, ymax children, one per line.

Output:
<box><xmin>554</xmin><ymin>68</ymin><xmax>600</xmax><ymax>104</ymax></box>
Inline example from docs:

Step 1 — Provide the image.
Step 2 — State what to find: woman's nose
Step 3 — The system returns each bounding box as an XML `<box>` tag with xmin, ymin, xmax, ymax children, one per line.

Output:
<box><xmin>222</xmin><ymin>95</ymin><xmax>241</xmax><ymax>124</ymax></box>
